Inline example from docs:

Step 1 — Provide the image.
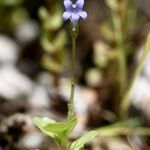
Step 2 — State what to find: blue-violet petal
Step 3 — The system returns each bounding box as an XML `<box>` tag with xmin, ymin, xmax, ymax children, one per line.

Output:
<box><xmin>71</xmin><ymin>13</ymin><xmax>79</xmax><ymax>24</ymax></box>
<box><xmin>64</xmin><ymin>0</ymin><xmax>73</xmax><ymax>11</ymax></box>
<box><xmin>78</xmin><ymin>11</ymin><xmax>87</xmax><ymax>20</ymax></box>
<box><xmin>63</xmin><ymin>11</ymin><xmax>71</xmax><ymax>20</ymax></box>
<box><xmin>75</xmin><ymin>0</ymin><xmax>84</xmax><ymax>9</ymax></box>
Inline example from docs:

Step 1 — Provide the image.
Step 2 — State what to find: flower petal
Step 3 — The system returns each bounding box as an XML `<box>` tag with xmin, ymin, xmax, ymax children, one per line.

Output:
<box><xmin>79</xmin><ymin>11</ymin><xmax>87</xmax><ymax>20</ymax></box>
<box><xmin>70</xmin><ymin>13</ymin><xmax>79</xmax><ymax>25</ymax></box>
<box><xmin>75</xmin><ymin>0</ymin><xmax>84</xmax><ymax>9</ymax></box>
<box><xmin>63</xmin><ymin>11</ymin><xmax>71</xmax><ymax>20</ymax></box>
<box><xmin>64</xmin><ymin>0</ymin><xmax>73</xmax><ymax>11</ymax></box>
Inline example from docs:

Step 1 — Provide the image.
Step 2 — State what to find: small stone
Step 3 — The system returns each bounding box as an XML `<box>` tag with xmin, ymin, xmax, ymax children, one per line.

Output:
<box><xmin>0</xmin><ymin>66</ymin><xmax>33</xmax><ymax>100</ymax></box>
<box><xmin>28</xmin><ymin>85</ymin><xmax>49</xmax><ymax>111</ymax></box>
<box><xmin>21</xmin><ymin>133</ymin><xmax>44</xmax><ymax>149</ymax></box>
<box><xmin>15</xmin><ymin>20</ymin><xmax>40</xmax><ymax>44</ymax></box>
<box><xmin>131</xmin><ymin>77</ymin><xmax>150</xmax><ymax>118</ymax></box>
<box><xmin>0</xmin><ymin>35</ymin><xmax>19</xmax><ymax>64</ymax></box>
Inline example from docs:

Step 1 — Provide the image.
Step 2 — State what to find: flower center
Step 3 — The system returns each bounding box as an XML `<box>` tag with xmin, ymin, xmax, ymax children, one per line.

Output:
<box><xmin>72</xmin><ymin>4</ymin><xmax>77</xmax><ymax>9</ymax></box>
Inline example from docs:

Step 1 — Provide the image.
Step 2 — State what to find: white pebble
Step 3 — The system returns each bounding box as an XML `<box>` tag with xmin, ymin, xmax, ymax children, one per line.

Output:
<box><xmin>0</xmin><ymin>35</ymin><xmax>19</xmax><ymax>64</ymax></box>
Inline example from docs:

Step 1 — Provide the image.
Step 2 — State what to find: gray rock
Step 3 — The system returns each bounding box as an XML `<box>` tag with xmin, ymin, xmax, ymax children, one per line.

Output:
<box><xmin>131</xmin><ymin>76</ymin><xmax>150</xmax><ymax>118</ymax></box>
<box><xmin>15</xmin><ymin>20</ymin><xmax>40</xmax><ymax>44</ymax></box>
<box><xmin>21</xmin><ymin>133</ymin><xmax>44</xmax><ymax>149</ymax></box>
<box><xmin>0</xmin><ymin>35</ymin><xmax>19</xmax><ymax>64</ymax></box>
<box><xmin>0</xmin><ymin>66</ymin><xmax>33</xmax><ymax>100</ymax></box>
<box><xmin>28</xmin><ymin>85</ymin><xmax>50</xmax><ymax>111</ymax></box>
<box><xmin>132</xmin><ymin>46</ymin><xmax>150</xmax><ymax>118</ymax></box>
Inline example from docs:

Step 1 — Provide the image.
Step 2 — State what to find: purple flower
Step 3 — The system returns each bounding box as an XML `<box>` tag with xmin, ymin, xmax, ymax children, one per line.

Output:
<box><xmin>63</xmin><ymin>0</ymin><xmax>87</xmax><ymax>25</ymax></box>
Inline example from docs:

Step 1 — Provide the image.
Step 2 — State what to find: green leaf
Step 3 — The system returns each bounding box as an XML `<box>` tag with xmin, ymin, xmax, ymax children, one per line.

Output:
<box><xmin>41</xmin><ymin>30</ymin><xmax>67</xmax><ymax>54</ymax></box>
<box><xmin>66</xmin><ymin>116</ymin><xmax>77</xmax><ymax>135</ymax></box>
<box><xmin>44</xmin><ymin>13</ymin><xmax>62</xmax><ymax>30</ymax></box>
<box><xmin>70</xmin><ymin>131</ymin><xmax>97</xmax><ymax>150</ymax></box>
<box><xmin>33</xmin><ymin>117</ymin><xmax>60</xmax><ymax>141</ymax></box>
<box><xmin>53</xmin><ymin>30</ymin><xmax>67</xmax><ymax>52</ymax></box>
<box><xmin>38</xmin><ymin>7</ymin><xmax>49</xmax><ymax>21</ymax></box>
<box><xmin>34</xmin><ymin>117</ymin><xmax>56</xmax><ymax>127</ymax></box>
<box><xmin>112</xmin><ymin>118</ymin><xmax>141</xmax><ymax>128</ymax></box>
<box><xmin>41</xmin><ymin>33</ymin><xmax>54</xmax><ymax>53</ymax></box>
<box><xmin>39</xmin><ymin>6</ymin><xmax>62</xmax><ymax>30</ymax></box>
<box><xmin>44</xmin><ymin>116</ymin><xmax>77</xmax><ymax>139</ymax></box>
<box><xmin>42</xmin><ymin>55</ymin><xmax>64</xmax><ymax>73</ymax></box>
<box><xmin>33</xmin><ymin>116</ymin><xmax>77</xmax><ymax>143</ymax></box>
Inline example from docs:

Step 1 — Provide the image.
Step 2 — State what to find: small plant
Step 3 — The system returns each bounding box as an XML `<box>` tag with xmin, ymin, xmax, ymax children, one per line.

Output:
<box><xmin>33</xmin><ymin>0</ymin><xmax>97</xmax><ymax>150</ymax></box>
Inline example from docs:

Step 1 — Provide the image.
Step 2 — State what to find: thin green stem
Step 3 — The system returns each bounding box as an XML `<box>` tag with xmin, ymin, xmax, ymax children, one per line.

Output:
<box><xmin>106</xmin><ymin>0</ymin><xmax>128</xmax><ymax>95</ymax></box>
<box><xmin>68</xmin><ymin>37</ymin><xmax>76</xmax><ymax>119</ymax></box>
<box><xmin>112</xmin><ymin>11</ymin><xmax>127</xmax><ymax>95</ymax></box>
<box><xmin>109</xmin><ymin>6</ymin><xmax>127</xmax><ymax>116</ymax></box>
<box><xmin>117</xmin><ymin>39</ymin><xmax>127</xmax><ymax>95</ymax></box>
<box><xmin>60</xmin><ymin>139</ymin><xmax>68</xmax><ymax>150</ymax></box>
<box><xmin>120</xmin><ymin>32</ymin><xmax>150</xmax><ymax>118</ymax></box>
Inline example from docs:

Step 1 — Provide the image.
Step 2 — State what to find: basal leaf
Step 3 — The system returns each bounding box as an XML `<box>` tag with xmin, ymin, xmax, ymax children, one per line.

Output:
<box><xmin>70</xmin><ymin>131</ymin><xmax>97</xmax><ymax>150</ymax></box>
<box><xmin>33</xmin><ymin>117</ymin><xmax>60</xmax><ymax>141</ymax></box>
<box><xmin>66</xmin><ymin>116</ymin><xmax>77</xmax><ymax>135</ymax></box>
<box><xmin>44</xmin><ymin>116</ymin><xmax>77</xmax><ymax>138</ymax></box>
<box><xmin>33</xmin><ymin>117</ymin><xmax>56</xmax><ymax>128</ymax></box>
<box><xmin>34</xmin><ymin>116</ymin><xmax>77</xmax><ymax>144</ymax></box>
